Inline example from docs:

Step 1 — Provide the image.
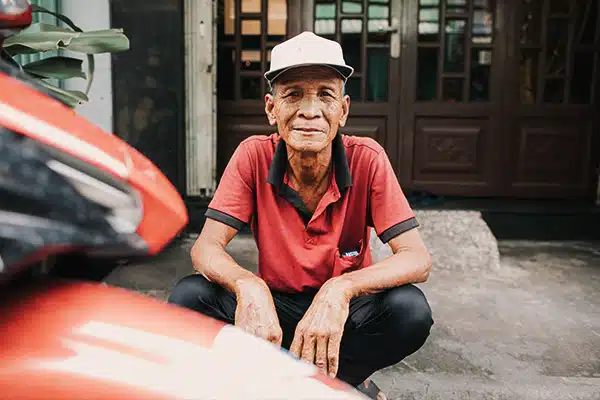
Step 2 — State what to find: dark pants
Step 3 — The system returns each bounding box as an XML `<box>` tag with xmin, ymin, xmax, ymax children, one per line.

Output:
<box><xmin>168</xmin><ymin>274</ymin><xmax>433</xmax><ymax>387</ymax></box>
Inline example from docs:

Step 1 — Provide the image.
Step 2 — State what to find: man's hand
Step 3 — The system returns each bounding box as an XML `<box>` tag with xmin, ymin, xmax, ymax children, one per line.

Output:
<box><xmin>235</xmin><ymin>279</ymin><xmax>283</xmax><ymax>346</ymax></box>
<box><xmin>289</xmin><ymin>280</ymin><xmax>351</xmax><ymax>377</ymax></box>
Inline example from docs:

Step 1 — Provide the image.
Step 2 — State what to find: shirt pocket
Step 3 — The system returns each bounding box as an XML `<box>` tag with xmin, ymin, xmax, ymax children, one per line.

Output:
<box><xmin>332</xmin><ymin>239</ymin><xmax>367</xmax><ymax>276</ymax></box>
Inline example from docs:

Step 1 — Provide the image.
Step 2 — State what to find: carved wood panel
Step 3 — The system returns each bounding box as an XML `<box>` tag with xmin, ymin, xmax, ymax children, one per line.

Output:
<box><xmin>513</xmin><ymin>118</ymin><xmax>592</xmax><ymax>188</ymax></box>
<box><xmin>412</xmin><ymin>117</ymin><xmax>492</xmax><ymax>189</ymax></box>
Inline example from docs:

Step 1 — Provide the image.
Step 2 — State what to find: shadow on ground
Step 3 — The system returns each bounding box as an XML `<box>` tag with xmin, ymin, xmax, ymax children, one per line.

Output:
<box><xmin>103</xmin><ymin>228</ymin><xmax>600</xmax><ymax>399</ymax></box>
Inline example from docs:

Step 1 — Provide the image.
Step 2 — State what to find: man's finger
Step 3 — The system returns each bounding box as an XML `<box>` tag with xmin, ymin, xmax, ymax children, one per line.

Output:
<box><xmin>301</xmin><ymin>334</ymin><xmax>316</xmax><ymax>364</ymax></box>
<box><xmin>315</xmin><ymin>335</ymin><xmax>328</xmax><ymax>374</ymax></box>
<box><xmin>327</xmin><ymin>334</ymin><xmax>341</xmax><ymax>377</ymax></box>
<box><xmin>270</xmin><ymin>330</ymin><xmax>283</xmax><ymax>346</ymax></box>
<box><xmin>289</xmin><ymin>334</ymin><xmax>302</xmax><ymax>358</ymax></box>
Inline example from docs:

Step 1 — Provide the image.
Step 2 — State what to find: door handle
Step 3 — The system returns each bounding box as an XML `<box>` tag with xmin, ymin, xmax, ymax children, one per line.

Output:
<box><xmin>390</xmin><ymin>16</ymin><xmax>401</xmax><ymax>59</ymax></box>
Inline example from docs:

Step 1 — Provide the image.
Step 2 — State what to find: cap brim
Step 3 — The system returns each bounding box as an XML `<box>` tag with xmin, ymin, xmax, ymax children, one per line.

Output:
<box><xmin>264</xmin><ymin>63</ymin><xmax>354</xmax><ymax>85</ymax></box>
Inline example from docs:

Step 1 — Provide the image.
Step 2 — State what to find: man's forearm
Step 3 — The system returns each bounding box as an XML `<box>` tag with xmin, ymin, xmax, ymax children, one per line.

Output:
<box><xmin>191</xmin><ymin>237</ymin><xmax>266</xmax><ymax>296</ymax></box>
<box><xmin>333</xmin><ymin>249</ymin><xmax>431</xmax><ymax>300</ymax></box>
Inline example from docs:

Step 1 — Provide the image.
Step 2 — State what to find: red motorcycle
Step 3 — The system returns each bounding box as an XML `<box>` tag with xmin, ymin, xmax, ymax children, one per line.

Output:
<box><xmin>0</xmin><ymin>2</ymin><xmax>363</xmax><ymax>398</ymax></box>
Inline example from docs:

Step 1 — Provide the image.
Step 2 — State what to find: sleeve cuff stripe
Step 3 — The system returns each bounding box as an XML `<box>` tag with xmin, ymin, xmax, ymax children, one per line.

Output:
<box><xmin>205</xmin><ymin>208</ymin><xmax>246</xmax><ymax>231</ymax></box>
<box><xmin>379</xmin><ymin>217</ymin><xmax>420</xmax><ymax>243</ymax></box>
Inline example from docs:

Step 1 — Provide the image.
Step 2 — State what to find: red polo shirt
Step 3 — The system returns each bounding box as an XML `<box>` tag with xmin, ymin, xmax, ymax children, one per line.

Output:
<box><xmin>205</xmin><ymin>133</ymin><xmax>418</xmax><ymax>293</ymax></box>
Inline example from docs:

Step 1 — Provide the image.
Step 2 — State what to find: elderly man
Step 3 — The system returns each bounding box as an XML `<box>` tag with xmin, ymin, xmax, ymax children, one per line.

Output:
<box><xmin>168</xmin><ymin>31</ymin><xmax>433</xmax><ymax>399</ymax></box>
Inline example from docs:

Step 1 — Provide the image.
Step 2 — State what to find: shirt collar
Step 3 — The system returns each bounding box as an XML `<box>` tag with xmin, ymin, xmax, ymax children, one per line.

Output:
<box><xmin>267</xmin><ymin>133</ymin><xmax>352</xmax><ymax>192</ymax></box>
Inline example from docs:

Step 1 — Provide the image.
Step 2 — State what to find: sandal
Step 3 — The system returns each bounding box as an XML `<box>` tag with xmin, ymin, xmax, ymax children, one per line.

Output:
<box><xmin>356</xmin><ymin>379</ymin><xmax>387</xmax><ymax>400</ymax></box>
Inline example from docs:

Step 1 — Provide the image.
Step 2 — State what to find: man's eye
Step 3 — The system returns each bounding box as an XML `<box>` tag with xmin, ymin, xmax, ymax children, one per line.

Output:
<box><xmin>320</xmin><ymin>91</ymin><xmax>333</xmax><ymax>97</ymax></box>
<box><xmin>283</xmin><ymin>91</ymin><xmax>298</xmax><ymax>98</ymax></box>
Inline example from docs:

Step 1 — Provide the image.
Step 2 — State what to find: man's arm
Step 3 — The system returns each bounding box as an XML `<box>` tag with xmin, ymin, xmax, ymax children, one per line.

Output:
<box><xmin>190</xmin><ymin>218</ymin><xmax>267</xmax><ymax>296</ymax></box>
<box><xmin>191</xmin><ymin>218</ymin><xmax>283</xmax><ymax>345</ymax></box>
<box><xmin>332</xmin><ymin>228</ymin><xmax>432</xmax><ymax>300</ymax></box>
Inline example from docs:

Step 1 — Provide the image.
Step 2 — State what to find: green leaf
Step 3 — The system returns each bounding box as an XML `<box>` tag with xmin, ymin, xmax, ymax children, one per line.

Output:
<box><xmin>65</xmin><ymin>29</ymin><xmax>130</xmax><ymax>54</ymax></box>
<box><xmin>22</xmin><ymin>56</ymin><xmax>86</xmax><ymax>80</ymax></box>
<box><xmin>35</xmin><ymin>79</ymin><xmax>89</xmax><ymax>108</ymax></box>
<box><xmin>3</xmin><ymin>24</ymin><xmax>129</xmax><ymax>55</ymax></box>
<box><xmin>3</xmin><ymin>23</ymin><xmax>79</xmax><ymax>55</ymax></box>
<box><xmin>30</xmin><ymin>4</ymin><xmax>96</xmax><ymax>93</ymax></box>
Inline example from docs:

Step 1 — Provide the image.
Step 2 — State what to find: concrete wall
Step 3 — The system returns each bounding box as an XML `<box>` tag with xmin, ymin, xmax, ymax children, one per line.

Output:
<box><xmin>59</xmin><ymin>0</ymin><xmax>113</xmax><ymax>133</ymax></box>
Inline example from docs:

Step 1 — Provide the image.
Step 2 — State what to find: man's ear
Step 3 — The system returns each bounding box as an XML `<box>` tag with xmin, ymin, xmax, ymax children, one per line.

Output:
<box><xmin>265</xmin><ymin>94</ymin><xmax>277</xmax><ymax>126</ymax></box>
<box><xmin>339</xmin><ymin>95</ymin><xmax>351</xmax><ymax>127</ymax></box>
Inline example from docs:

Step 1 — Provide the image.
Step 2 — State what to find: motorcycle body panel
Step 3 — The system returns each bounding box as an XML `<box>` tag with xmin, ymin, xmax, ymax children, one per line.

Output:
<box><xmin>0</xmin><ymin>64</ymin><xmax>188</xmax><ymax>265</ymax></box>
<box><xmin>0</xmin><ymin>281</ymin><xmax>360</xmax><ymax>399</ymax></box>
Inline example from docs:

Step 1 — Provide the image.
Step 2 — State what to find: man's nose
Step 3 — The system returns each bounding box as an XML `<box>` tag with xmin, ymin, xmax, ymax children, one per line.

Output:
<box><xmin>297</xmin><ymin>96</ymin><xmax>321</xmax><ymax>119</ymax></box>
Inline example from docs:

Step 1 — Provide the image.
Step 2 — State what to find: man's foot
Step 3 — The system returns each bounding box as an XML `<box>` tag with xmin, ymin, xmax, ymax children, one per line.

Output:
<box><xmin>356</xmin><ymin>379</ymin><xmax>387</xmax><ymax>400</ymax></box>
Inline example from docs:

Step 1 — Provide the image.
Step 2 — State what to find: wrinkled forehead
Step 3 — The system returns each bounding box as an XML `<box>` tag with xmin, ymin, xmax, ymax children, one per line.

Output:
<box><xmin>273</xmin><ymin>65</ymin><xmax>345</xmax><ymax>91</ymax></box>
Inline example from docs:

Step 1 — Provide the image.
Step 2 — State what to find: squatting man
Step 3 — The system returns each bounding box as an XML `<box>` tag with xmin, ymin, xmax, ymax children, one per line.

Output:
<box><xmin>168</xmin><ymin>31</ymin><xmax>434</xmax><ymax>400</ymax></box>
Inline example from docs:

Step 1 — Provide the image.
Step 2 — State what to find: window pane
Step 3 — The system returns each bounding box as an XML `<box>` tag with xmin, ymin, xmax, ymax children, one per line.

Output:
<box><xmin>342</xmin><ymin>0</ymin><xmax>362</xmax><ymax>14</ymax></box>
<box><xmin>417</xmin><ymin>47</ymin><xmax>439</xmax><ymax>101</ymax></box>
<box><xmin>368</xmin><ymin>3</ymin><xmax>391</xmax><ymax>43</ymax></box>
<box><xmin>217</xmin><ymin>47</ymin><xmax>235</xmax><ymax>100</ymax></box>
<box><xmin>472</xmin><ymin>3</ymin><xmax>494</xmax><ymax>45</ymax></box>
<box><xmin>268</xmin><ymin>0</ymin><xmax>287</xmax><ymax>39</ymax></box>
<box><xmin>241</xmin><ymin>19</ymin><xmax>261</xmax><ymax>35</ymax></box>
<box><xmin>444</xmin><ymin>19</ymin><xmax>466</xmax><ymax>72</ymax></box>
<box><xmin>543</xmin><ymin>78</ymin><xmax>564</xmax><ymax>103</ymax></box>
<box><xmin>316</xmin><ymin>2</ymin><xmax>336</xmax><ymax>18</ymax></box>
<box><xmin>545</xmin><ymin>18</ymin><xmax>568</xmax><ymax>75</ymax></box>
<box><xmin>520</xmin><ymin>49</ymin><xmax>538</xmax><ymax>104</ymax></box>
<box><xmin>470</xmin><ymin>49</ymin><xmax>492</xmax><ymax>102</ymax></box>
<box><xmin>443</xmin><ymin>78</ymin><xmax>464</xmax><ymax>102</ymax></box>
<box><xmin>222</xmin><ymin>0</ymin><xmax>236</xmax><ymax>37</ymax></box>
<box><xmin>418</xmin><ymin>2</ymin><xmax>440</xmax><ymax>42</ymax></box>
<box><xmin>367</xmin><ymin>48</ymin><xmax>389</xmax><ymax>101</ymax></box>
<box><xmin>241</xmin><ymin>77</ymin><xmax>261</xmax><ymax>99</ymax></box>
<box><xmin>576</xmin><ymin>0</ymin><xmax>598</xmax><ymax>45</ymax></box>
<box><xmin>241</xmin><ymin>50</ymin><xmax>261</xmax><ymax>71</ymax></box>
<box><xmin>520</xmin><ymin>0</ymin><xmax>543</xmax><ymax>46</ymax></box>
<box><xmin>242</xmin><ymin>0</ymin><xmax>261</xmax><ymax>13</ymax></box>
<box><xmin>447</xmin><ymin>0</ymin><xmax>467</xmax><ymax>14</ymax></box>
<box><xmin>315</xmin><ymin>3</ymin><xmax>336</xmax><ymax>35</ymax></box>
<box><xmin>570</xmin><ymin>52</ymin><xmax>594</xmax><ymax>104</ymax></box>
<box><xmin>341</xmin><ymin>19</ymin><xmax>362</xmax><ymax>72</ymax></box>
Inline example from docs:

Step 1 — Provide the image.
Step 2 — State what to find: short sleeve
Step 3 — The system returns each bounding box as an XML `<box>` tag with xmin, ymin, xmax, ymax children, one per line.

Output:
<box><xmin>205</xmin><ymin>142</ymin><xmax>255</xmax><ymax>230</ymax></box>
<box><xmin>369</xmin><ymin>150</ymin><xmax>419</xmax><ymax>243</ymax></box>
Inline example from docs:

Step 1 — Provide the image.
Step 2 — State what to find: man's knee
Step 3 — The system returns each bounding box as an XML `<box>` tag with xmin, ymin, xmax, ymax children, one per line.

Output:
<box><xmin>168</xmin><ymin>274</ymin><xmax>216</xmax><ymax>309</ymax></box>
<box><xmin>383</xmin><ymin>284</ymin><xmax>433</xmax><ymax>340</ymax></box>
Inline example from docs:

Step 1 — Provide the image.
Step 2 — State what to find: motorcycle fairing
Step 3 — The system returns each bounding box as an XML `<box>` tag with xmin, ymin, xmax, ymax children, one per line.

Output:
<box><xmin>0</xmin><ymin>126</ymin><xmax>147</xmax><ymax>279</ymax></box>
<box><xmin>0</xmin><ymin>59</ymin><xmax>188</xmax><ymax>259</ymax></box>
<box><xmin>0</xmin><ymin>281</ymin><xmax>361</xmax><ymax>399</ymax></box>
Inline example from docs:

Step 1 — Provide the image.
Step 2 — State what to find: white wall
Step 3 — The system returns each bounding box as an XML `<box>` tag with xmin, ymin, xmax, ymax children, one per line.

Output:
<box><xmin>59</xmin><ymin>0</ymin><xmax>113</xmax><ymax>133</ymax></box>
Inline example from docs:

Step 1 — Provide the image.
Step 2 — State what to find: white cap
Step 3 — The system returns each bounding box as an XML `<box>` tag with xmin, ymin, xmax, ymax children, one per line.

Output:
<box><xmin>264</xmin><ymin>31</ymin><xmax>354</xmax><ymax>86</ymax></box>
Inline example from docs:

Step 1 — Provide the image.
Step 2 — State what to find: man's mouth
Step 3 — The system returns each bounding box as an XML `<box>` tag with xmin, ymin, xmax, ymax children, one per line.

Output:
<box><xmin>293</xmin><ymin>127</ymin><xmax>322</xmax><ymax>133</ymax></box>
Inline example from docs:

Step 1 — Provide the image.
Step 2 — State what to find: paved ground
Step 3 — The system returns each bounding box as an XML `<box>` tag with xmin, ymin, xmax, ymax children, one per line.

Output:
<box><xmin>103</xmin><ymin>229</ymin><xmax>600</xmax><ymax>399</ymax></box>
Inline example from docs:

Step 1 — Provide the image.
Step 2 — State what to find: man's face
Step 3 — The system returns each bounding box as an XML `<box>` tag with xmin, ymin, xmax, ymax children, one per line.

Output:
<box><xmin>264</xmin><ymin>66</ymin><xmax>350</xmax><ymax>154</ymax></box>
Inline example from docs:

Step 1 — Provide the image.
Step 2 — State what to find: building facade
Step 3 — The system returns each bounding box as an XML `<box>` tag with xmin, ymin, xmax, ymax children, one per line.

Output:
<box><xmin>104</xmin><ymin>1</ymin><xmax>598</xmax><ymax>226</ymax></box>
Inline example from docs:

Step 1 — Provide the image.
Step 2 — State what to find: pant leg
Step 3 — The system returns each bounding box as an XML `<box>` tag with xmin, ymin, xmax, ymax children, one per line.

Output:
<box><xmin>167</xmin><ymin>274</ymin><xmax>312</xmax><ymax>345</ymax></box>
<box><xmin>336</xmin><ymin>284</ymin><xmax>434</xmax><ymax>386</ymax></box>
<box><xmin>167</xmin><ymin>274</ymin><xmax>237</xmax><ymax>324</ymax></box>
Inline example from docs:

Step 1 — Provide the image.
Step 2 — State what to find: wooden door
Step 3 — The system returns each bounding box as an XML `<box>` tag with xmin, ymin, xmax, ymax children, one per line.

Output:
<box><xmin>398</xmin><ymin>0</ymin><xmax>599</xmax><ymax>199</ymax></box>
<box><xmin>502</xmin><ymin>0</ymin><xmax>599</xmax><ymax>199</ymax></box>
<box><xmin>398</xmin><ymin>0</ymin><xmax>508</xmax><ymax>196</ymax></box>
<box><xmin>216</xmin><ymin>0</ymin><xmax>292</xmax><ymax>177</ymax></box>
